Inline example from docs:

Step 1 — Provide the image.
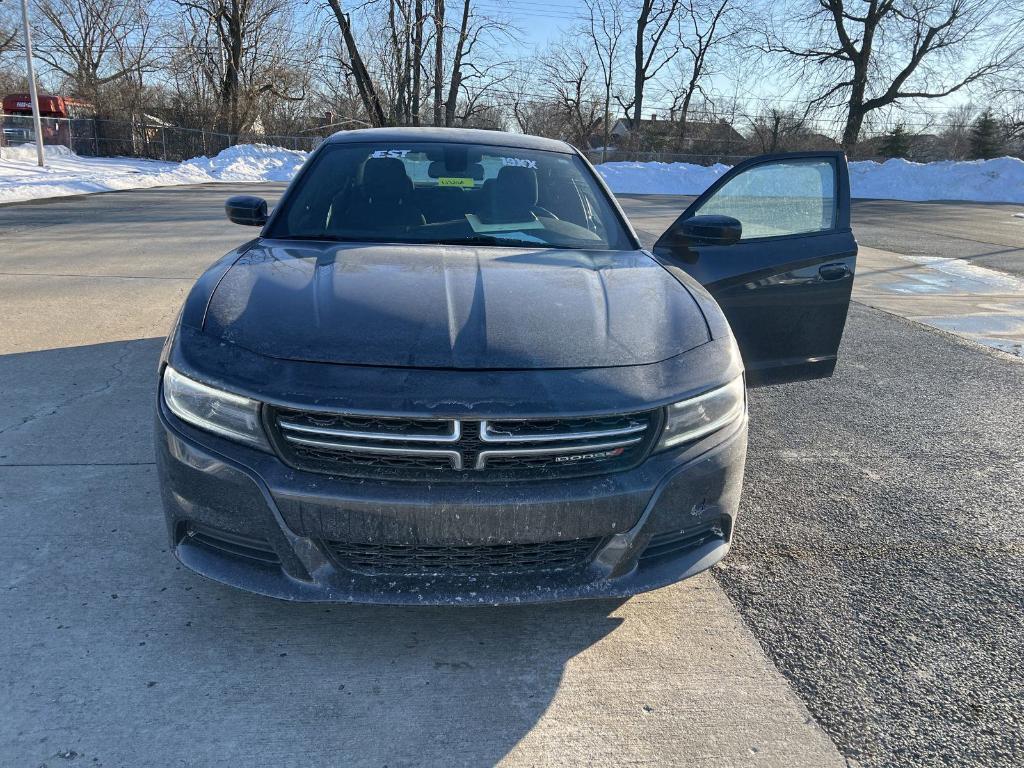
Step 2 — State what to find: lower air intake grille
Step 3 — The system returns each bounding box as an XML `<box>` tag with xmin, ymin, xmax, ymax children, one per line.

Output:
<box><xmin>325</xmin><ymin>538</ymin><xmax>603</xmax><ymax>576</ymax></box>
<box><xmin>639</xmin><ymin>519</ymin><xmax>728</xmax><ymax>563</ymax></box>
<box><xmin>184</xmin><ymin>523</ymin><xmax>281</xmax><ymax>566</ymax></box>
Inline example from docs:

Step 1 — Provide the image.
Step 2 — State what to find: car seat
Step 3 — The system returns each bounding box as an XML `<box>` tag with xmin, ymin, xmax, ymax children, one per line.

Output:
<box><xmin>483</xmin><ymin>166</ymin><xmax>540</xmax><ymax>223</ymax></box>
<box><xmin>343</xmin><ymin>157</ymin><xmax>425</xmax><ymax>229</ymax></box>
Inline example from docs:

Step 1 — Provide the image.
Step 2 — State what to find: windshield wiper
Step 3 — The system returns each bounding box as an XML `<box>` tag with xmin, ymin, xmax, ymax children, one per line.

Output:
<box><xmin>431</xmin><ymin>235</ymin><xmax>577</xmax><ymax>249</ymax></box>
<box><xmin>271</xmin><ymin>234</ymin><xmax>585</xmax><ymax>249</ymax></box>
<box><xmin>271</xmin><ymin>234</ymin><xmax>386</xmax><ymax>243</ymax></box>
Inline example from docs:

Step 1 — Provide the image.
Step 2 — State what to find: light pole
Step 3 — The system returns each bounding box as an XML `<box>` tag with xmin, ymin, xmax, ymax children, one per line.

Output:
<box><xmin>18</xmin><ymin>0</ymin><xmax>45</xmax><ymax>167</ymax></box>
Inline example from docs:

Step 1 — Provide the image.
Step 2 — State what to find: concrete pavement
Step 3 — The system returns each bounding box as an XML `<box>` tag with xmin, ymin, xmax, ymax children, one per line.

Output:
<box><xmin>854</xmin><ymin>246</ymin><xmax>1024</xmax><ymax>356</ymax></box>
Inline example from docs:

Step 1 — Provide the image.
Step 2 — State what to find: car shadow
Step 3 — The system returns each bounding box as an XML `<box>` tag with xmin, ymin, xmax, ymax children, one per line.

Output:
<box><xmin>0</xmin><ymin>337</ymin><xmax>627</xmax><ymax>765</ymax></box>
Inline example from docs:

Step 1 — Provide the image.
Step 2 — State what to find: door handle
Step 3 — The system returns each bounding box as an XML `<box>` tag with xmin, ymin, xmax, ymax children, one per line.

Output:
<box><xmin>819</xmin><ymin>264</ymin><xmax>850</xmax><ymax>281</ymax></box>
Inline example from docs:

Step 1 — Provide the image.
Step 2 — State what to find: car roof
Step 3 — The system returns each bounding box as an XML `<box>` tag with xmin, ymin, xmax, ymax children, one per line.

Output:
<box><xmin>324</xmin><ymin>127</ymin><xmax>576</xmax><ymax>154</ymax></box>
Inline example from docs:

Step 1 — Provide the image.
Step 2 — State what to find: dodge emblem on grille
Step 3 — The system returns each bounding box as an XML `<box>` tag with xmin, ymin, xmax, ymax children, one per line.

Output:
<box><xmin>554</xmin><ymin>447</ymin><xmax>626</xmax><ymax>463</ymax></box>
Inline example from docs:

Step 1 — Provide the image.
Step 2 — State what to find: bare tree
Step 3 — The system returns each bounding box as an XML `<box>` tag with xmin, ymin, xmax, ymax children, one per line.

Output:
<box><xmin>747</xmin><ymin>107</ymin><xmax>807</xmax><ymax>152</ymax></box>
<box><xmin>506</xmin><ymin>62</ymin><xmax>550</xmax><ymax>134</ymax></box>
<box><xmin>584</xmin><ymin>0</ymin><xmax>627</xmax><ymax>159</ymax></box>
<box><xmin>0</xmin><ymin>3</ymin><xmax>17</xmax><ymax>58</ymax></box>
<box><xmin>539</xmin><ymin>35</ymin><xmax>603</xmax><ymax>148</ymax></box>
<box><xmin>936</xmin><ymin>103</ymin><xmax>975</xmax><ymax>159</ymax></box>
<box><xmin>325</xmin><ymin>0</ymin><xmax>510</xmax><ymax>128</ymax></box>
<box><xmin>619</xmin><ymin>0</ymin><xmax>683</xmax><ymax>132</ymax></box>
<box><xmin>307</xmin><ymin>36</ymin><xmax>372</xmax><ymax>130</ymax></box>
<box><xmin>668</xmin><ymin>0</ymin><xmax>735</xmax><ymax>140</ymax></box>
<box><xmin>31</xmin><ymin>0</ymin><xmax>153</xmax><ymax>102</ymax></box>
<box><xmin>432</xmin><ymin>0</ymin><xmax>444</xmax><ymax>126</ymax></box>
<box><xmin>168</xmin><ymin>0</ymin><xmax>307</xmax><ymax>136</ymax></box>
<box><xmin>440</xmin><ymin>0</ymin><xmax>513</xmax><ymax>126</ymax></box>
<box><xmin>760</xmin><ymin>0</ymin><xmax>1024</xmax><ymax>148</ymax></box>
<box><xmin>986</xmin><ymin>2</ymin><xmax>1024</xmax><ymax>141</ymax></box>
<box><xmin>325</xmin><ymin>0</ymin><xmax>387</xmax><ymax>126</ymax></box>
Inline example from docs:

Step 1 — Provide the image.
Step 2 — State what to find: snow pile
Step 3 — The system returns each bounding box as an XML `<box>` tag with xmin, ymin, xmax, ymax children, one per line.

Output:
<box><xmin>597</xmin><ymin>156</ymin><xmax>1024</xmax><ymax>203</ymax></box>
<box><xmin>848</xmin><ymin>157</ymin><xmax>1024</xmax><ymax>203</ymax></box>
<box><xmin>178</xmin><ymin>143</ymin><xmax>307</xmax><ymax>182</ymax></box>
<box><xmin>596</xmin><ymin>161</ymin><xmax>730</xmax><ymax>195</ymax></box>
<box><xmin>0</xmin><ymin>143</ymin><xmax>306</xmax><ymax>204</ymax></box>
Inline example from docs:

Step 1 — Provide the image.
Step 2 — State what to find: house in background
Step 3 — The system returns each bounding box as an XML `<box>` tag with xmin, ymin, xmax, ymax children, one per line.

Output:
<box><xmin>609</xmin><ymin>115</ymin><xmax>746</xmax><ymax>156</ymax></box>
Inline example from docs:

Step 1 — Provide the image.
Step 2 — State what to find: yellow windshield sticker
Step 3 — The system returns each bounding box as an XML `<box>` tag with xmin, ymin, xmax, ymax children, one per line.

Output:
<box><xmin>438</xmin><ymin>177</ymin><xmax>475</xmax><ymax>187</ymax></box>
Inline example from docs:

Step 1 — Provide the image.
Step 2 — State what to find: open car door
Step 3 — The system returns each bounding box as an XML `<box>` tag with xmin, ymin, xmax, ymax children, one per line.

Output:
<box><xmin>652</xmin><ymin>151</ymin><xmax>856</xmax><ymax>386</ymax></box>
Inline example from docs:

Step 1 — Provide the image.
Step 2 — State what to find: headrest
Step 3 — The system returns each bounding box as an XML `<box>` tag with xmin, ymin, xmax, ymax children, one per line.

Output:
<box><xmin>360</xmin><ymin>157</ymin><xmax>412</xmax><ymax>191</ymax></box>
<box><xmin>494</xmin><ymin>166</ymin><xmax>538</xmax><ymax>211</ymax></box>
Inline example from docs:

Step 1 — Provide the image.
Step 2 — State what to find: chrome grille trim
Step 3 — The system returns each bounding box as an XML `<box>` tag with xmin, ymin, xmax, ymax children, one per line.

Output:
<box><xmin>479</xmin><ymin>419</ymin><xmax>647</xmax><ymax>443</ymax></box>
<box><xmin>283</xmin><ymin>435</ymin><xmax>463</xmax><ymax>470</ymax></box>
<box><xmin>268</xmin><ymin>408</ymin><xmax>658</xmax><ymax>480</ymax></box>
<box><xmin>474</xmin><ymin>437</ymin><xmax>643</xmax><ymax>470</ymax></box>
<box><xmin>279</xmin><ymin>417</ymin><xmax>461</xmax><ymax>443</ymax></box>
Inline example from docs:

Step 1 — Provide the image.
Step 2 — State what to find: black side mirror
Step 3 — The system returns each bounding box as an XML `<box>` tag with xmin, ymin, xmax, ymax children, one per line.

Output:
<box><xmin>225</xmin><ymin>195</ymin><xmax>268</xmax><ymax>227</ymax></box>
<box><xmin>667</xmin><ymin>214</ymin><xmax>742</xmax><ymax>246</ymax></box>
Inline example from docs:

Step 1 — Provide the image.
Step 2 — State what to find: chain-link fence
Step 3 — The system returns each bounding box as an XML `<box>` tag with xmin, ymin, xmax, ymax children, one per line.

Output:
<box><xmin>3</xmin><ymin>112</ymin><xmax>1020</xmax><ymax>166</ymax></box>
<box><xmin>2</xmin><ymin>114</ymin><xmax>753</xmax><ymax>166</ymax></box>
<box><xmin>586</xmin><ymin>149</ymin><xmax>753</xmax><ymax>165</ymax></box>
<box><xmin>0</xmin><ymin>114</ymin><xmax>323</xmax><ymax>162</ymax></box>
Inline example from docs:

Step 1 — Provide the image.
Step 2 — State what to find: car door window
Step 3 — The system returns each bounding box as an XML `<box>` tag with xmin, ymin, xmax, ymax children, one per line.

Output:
<box><xmin>693</xmin><ymin>158</ymin><xmax>836</xmax><ymax>239</ymax></box>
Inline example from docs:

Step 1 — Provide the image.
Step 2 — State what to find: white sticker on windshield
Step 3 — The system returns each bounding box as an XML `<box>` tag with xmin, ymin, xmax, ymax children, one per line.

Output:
<box><xmin>500</xmin><ymin>157</ymin><xmax>538</xmax><ymax>169</ymax></box>
<box><xmin>370</xmin><ymin>149</ymin><xmax>411</xmax><ymax>159</ymax></box>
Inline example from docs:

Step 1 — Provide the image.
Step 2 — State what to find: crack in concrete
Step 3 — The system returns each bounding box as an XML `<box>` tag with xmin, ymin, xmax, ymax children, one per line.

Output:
<box><xmin>0</xmin><ymin>271</ymin><xmax>195</xmax><ymax>280</ymax></box>
<box><xmin>0</xmin><ymin>461</ymin><xmax>156</xmax><ymax>467</ymax></box>
<box><xmin>0</xmin><ymin>343</ymin><xmax>138</xmax><ymax>438</ymax></box>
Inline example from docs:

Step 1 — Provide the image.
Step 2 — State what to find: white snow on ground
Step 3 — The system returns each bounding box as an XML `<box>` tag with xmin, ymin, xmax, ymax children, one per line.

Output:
<box><xmin>847</xmin><ymin>157</ymin><xmax>1024</xmax><ymax>203</ymax></box>
<box><xmin>0</xmin><ymin>143</ymin><xmax>306</xmax><ymax>204</ymax></box>
<box><xmin>3</xmin><ymin>141</ymin><xmax>1024</xmax><ymax>204</ymax></box>
<box><xmin>596</xmin><ymin>161</ymin><xmax>731</xmax><ymax>196</ymax></box>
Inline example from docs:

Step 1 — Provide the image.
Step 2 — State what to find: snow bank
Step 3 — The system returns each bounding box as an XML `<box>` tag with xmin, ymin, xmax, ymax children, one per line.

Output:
<box><xmin>0</xmin><ymin>143</ymin><xmax>306</xmax><ymax>204</ymax></box>
<box><xmin>3</xmin><ymin>141</ymin><xmax>1024</xmax><ymax>205</ymax></box>
<box><xmin>178</xmin><ymin>143</ymin><xmax>307</xmax><ymax>182</ymax></box>
<box><xmin>848</xmin><ymin>157</ymin><xmax>1024</xmax><ymax>203</ymax></box>
<box><xmin>597</xmin><ymin>156</ymin><xmax>1024</xmax><ymax>204</ymax></box>
<box><xmin>595</xmin><ymin>161</ymin><xmax>731</xmax><ymax>195</ymax></box>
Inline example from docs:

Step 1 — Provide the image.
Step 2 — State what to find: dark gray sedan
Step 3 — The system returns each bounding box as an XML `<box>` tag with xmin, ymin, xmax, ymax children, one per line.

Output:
<box><xmin>155</xmin><ymin>127</ymin><xmax>856</xmax><ymax>604</ymax></box>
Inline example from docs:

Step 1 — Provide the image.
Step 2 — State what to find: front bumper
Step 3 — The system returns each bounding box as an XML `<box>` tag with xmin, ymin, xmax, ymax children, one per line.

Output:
<box><xmin>155</xmin><ymin>402</ymin><xmax>747</xmax><ymax>605</ymax></box>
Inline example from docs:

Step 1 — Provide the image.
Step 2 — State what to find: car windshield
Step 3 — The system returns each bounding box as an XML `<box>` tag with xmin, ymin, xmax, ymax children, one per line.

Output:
<box><xmin>265</xmin><ymin>141</ymin><xmax>634</xmax><ymax>250</ymax></box>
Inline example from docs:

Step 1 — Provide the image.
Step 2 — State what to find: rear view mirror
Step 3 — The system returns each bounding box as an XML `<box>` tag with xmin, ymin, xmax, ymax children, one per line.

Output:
<box><xmin>677</xmin><ymin>215</ymin><xmax>742</xmax><ymax>246</ymax></box>
<box><xmin>225</xmin><ymin>195</ymin><xmax>268</xmax><ymax>227</ymax></box>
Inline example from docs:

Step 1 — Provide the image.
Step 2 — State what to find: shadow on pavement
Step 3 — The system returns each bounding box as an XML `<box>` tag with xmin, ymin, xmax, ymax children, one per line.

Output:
<box><xmin>0</xmin><ymin>338</ymin><xmax>625</xmax><ymax>766</ymax></box>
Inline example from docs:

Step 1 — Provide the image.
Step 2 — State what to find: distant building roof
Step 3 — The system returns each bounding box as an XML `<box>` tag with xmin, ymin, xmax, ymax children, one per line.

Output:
<box><xmin>611</xmin><ymin>117</ymin><xmax>744</xmax><ymax>144</ymax></box>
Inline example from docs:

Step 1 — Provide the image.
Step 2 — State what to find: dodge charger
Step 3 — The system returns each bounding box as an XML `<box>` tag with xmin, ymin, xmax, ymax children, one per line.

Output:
<box><xmin>155</xmin><ymin>127</ymin><xmax>856</xmax><ymax>604</ymax></box>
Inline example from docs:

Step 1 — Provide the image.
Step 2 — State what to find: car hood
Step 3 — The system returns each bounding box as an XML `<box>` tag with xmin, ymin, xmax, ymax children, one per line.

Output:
<box><xmin>202</xmin><ymin>240</ymin><xmax>709</xmax><ymax>370</ymax></box>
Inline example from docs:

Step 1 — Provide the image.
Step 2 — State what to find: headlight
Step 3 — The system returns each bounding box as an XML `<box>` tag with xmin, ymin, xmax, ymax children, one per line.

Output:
<box><xmin>657</xmin><ymin>376</ymin><xmax>745</xmax><ymax>450</ymax></box>
<box><xmin>162</xmin><ymin>366</ymin><xmax>269</xmax><ymax>450</ymax></box>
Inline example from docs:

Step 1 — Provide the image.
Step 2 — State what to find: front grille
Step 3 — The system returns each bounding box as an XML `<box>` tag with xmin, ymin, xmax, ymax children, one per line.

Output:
<box><xmin>325</xmin><ymin>537</ymin><xmax>603</xmax><ymax>576</ymax></box>
<box><xmin>268</xmin><ymin>408</ymin><xmax>658</xmax><ymax>481</ymax></box>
